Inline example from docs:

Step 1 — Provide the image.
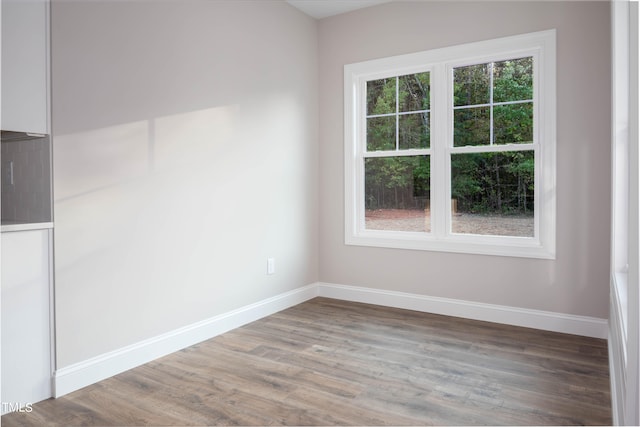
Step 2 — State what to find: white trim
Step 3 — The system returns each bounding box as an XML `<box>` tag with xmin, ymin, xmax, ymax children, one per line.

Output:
<box><xmin>317</xmin><ymin>282</ymin><xmax>608</xmax><ymax>339</ymax></box>
<box><xmin>1</xmin><ymin>222</ymin><xmax>54</xmax><ymax>233</ymax></box>
<box><xmin>610</xmin><ymin>1</ymin><xmax>640</xmax><ymax>425</ymax></box>
<box><xmin>608</xmin><ymin>341</ymin><xmax>622</xmax><ymax>427</ymax></box>
<box><xmin>47</xmin><ymin>229</ymin><xmax>56</xmax><ymax>402</ymax></box>
<box><xmin>610</xmin><ymin>274</ymin><xmax>628</xmax><ymax>427</ymax></box>
<box><xmin>53</xmin><ymin>284</ymin><xmax>318</xmax><ymax>397</ymax></box>
<box><xmin>344</xmin><ymin>30</ymin><xmax>556</xmax><ymax>259</ymax></box>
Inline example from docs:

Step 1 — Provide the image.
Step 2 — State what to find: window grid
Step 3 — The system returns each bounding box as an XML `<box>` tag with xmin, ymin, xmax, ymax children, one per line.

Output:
<box><xmin>452</xmin><ymin>61</ymin><xmax>534</xmax><ymax>148</ymax></box>
<box><xmin>344</xmin><ymin>30</ymin><xmax>556</xmax><ymax>259</ymax></box>
<box><xmin>365</xmin><ymin>75</ymin><xmax>432</xmax><ymax>154</ymax></box>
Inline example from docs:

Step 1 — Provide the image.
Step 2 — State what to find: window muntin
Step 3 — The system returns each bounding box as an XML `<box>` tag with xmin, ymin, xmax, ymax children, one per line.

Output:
<box><xmin>345</xmin><ymin>30</ymin><xmax>556</xmax><ymax>259</ymax></box>
<box><xmin>453</xmin><ymin>57</ymin><xmax>533</xmax><ymax>147</ymax></box>
<box><xmin>366</xmin><ymin>72</ymin><xmax>431</xmax><ymax>151</ymax></box>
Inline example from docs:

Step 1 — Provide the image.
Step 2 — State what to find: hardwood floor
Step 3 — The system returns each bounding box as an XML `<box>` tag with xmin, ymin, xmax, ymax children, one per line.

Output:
<box><xmin>2</xmin><ymin>297</ymin><xmax>611</xmax><ymax>426</ymax></box>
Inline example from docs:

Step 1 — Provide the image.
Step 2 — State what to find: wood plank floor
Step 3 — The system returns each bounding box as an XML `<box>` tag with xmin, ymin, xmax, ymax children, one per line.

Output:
<box><xmin>2</xmin><ymin>298</ymin><xmax>611</xmax><ymax>426</ymax></box>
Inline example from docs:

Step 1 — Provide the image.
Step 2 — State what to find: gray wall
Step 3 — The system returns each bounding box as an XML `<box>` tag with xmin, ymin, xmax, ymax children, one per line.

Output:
<box><xmin>318</xmin><ymin>1</ymin><xmax>611</xmax><ymax>318</ymax></box>
<box><xmin>52</xmin><ymin>0</ymin><xmax>612</xmax><ymax>369</ymax></box>
<box><xmin>52</xmin><ymin>0</ymin><xmax>319</xmax><ymax>367</ymax></box>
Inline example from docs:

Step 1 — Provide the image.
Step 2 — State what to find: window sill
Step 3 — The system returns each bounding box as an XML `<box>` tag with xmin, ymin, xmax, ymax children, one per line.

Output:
<box><xmin>346</xmin><ymin>230</ymin><xmax>555</xmax><ymax>259</ymax></box>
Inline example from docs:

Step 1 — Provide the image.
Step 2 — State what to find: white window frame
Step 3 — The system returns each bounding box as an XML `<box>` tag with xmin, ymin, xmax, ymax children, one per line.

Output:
<box><xmin>344</xmin><ymin>30</ymin><xmax>556</xmax><ymax>259</ymax></box>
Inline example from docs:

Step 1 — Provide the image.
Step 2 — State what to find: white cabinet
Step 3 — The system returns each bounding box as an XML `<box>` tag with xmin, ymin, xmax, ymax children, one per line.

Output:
<box><xmin>1</xmin><ymin>0</ymin><xmax>53</xmax><ymax>412</ymax></box>
<box><xmin>1</xmin><ymin>0</ymin><xmax>49</xmax><ymax>134</ymax></box>
<box><xmin>1</xmin><ymin>229</ymin><xmax>53</xmax><ymax>413</ymax></box>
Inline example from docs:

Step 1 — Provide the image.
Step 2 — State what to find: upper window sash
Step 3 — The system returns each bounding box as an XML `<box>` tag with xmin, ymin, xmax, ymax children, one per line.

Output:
<box><xmin>447</xmin><ymin>52</ymin><xmax>539</xmax><ymax>149</ymax></box>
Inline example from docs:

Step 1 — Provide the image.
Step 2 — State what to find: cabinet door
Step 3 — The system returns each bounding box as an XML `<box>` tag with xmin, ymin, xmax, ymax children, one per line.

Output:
<box><xmin>1</xmin><ymin>229</ymin><xmax>52</xmax><ymax>412</ymax></box>
<box><xmin>1</xmin><ymin>0</ymin><xmax>48</xmax><ymax>134</ymax></box>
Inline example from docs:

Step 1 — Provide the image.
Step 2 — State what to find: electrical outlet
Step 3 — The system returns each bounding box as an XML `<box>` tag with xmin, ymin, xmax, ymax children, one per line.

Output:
<box><xmin>267</xmin><ymin>257</ymin><xmax>275</xmax><ymax>275</ymax></box>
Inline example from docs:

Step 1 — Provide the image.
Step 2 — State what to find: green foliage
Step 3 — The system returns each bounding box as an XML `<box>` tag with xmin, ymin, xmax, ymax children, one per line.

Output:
<box><xmin>364</xmin><ymin>61</ymin><xmax>534</xmax><ymax>214</ymax></box>
<box><xmin>365</xmin><ymin>156</ymin><xmax>430</xmax><ymax>209</ymax></box>
<box><xmin>399</xmin><ymin>73</ymin><xmax>430</xmax><ymax>111</ymax></box>
<box><xmin>367</xmin><ymin>116</ymin><xmax>395</xmax><ymax>151</ymax></box>
<box><xmin>453</xmin><ymin>57</ymin><xmax>534</xmax><ymax>147</ymax></box>
<box><xmin>399</xmin><ymin>113</ymin><xmax>430</xmax><ymax>149</ymax></box>
<box><xmin>367</xmin><ymin>78</ymin><xmax>395</xmax><ymax>115</ymax></box>
<box><xmin>494</xmin><ymin>103</ymin><xmax>533</xmax><ymax>144</ymax></box>
<box><xmin>493</xmin><ymin>57</ymin><xmax>533</xmax><ymax>102</ymax></box>
<box><xmin>451</xmin><ymin>151</ymin><xmax>534</xmax><ymax>215</ymax></box>
<box><xmin>453</xmin><ymin>107</ymin><xmax>490</xmax><ymax>146</ymax></box>
<box><xmin>454</xmin><ymin>63</ymin><xmax>490</xmax><ymax>106</ymax></box>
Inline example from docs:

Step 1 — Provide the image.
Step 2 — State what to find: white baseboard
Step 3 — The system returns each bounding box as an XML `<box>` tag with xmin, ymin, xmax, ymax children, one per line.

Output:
<box><xmin>54</xmin><ymin>281</ymin><xmax>608</xmax><ymax>398</ymax></box>
<box><xmin>53</xmin><ymin>283</ymin><xmax>319</xmax><ymax>398</ymax></box>
<box><xmin>317</xmin><ymin>282</ymin><xmax>608</xmax><ymax>339</ymax></box>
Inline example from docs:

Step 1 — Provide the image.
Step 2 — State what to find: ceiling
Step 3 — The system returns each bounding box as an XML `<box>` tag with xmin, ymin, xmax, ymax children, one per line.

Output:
<box><xmin>286</xmin><ymin>0</ymin><xmax>393</xmax><ymax>19</ymax></box>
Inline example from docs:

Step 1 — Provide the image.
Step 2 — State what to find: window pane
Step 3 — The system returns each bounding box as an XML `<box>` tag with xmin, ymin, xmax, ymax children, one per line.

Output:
<box><xmin>454</xmin><ymin>63</ymin><xmax>490</xmax><ymax>106</ymax></box>
<box><xmin>454</xmin><ymin>107</ymin><xmax>490</xmax><ymax>146</ymax></box>
<box><xmin>367</xmin><ymin>116</ymin><xmax>396</xmax><ymax>151</ymax></box>
<box><xmin>399</xmin><ymin>112</ymin><xmax>429</xmax><ymax>149</ymax></box>
<box><xmin>365</xmin><ymin>156</ymin><xmax>430</xmax><ymax>232</ymax></box>
<box><xmin>399</xmin><ymin>72</ymin><xmax>430</xmax><ymax>112</ymax></box>
<box><xmin>494</xmin><ymin>103</ymin><xmax>533</xmax><ymax>144</ymax></box>
<box><xmin>451</xmin><ymin>151</ymin><xmax>534</xmax><ymax>237</ymax></box>
<box><xmin>367</xmin><ymin>78</ymin><xmax>396</xmax><ymax>115</ymax></box>
<box><xmin>493</xmin><ymin>57</ymin><xmax>533</xmax><ymax>103</ymax></box>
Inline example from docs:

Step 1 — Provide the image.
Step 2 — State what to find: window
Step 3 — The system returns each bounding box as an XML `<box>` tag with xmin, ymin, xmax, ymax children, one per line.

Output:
<box><xmin>344</xmin><ymin>30</ymin><xmax>556</xmax><ymax>258</ymax></box>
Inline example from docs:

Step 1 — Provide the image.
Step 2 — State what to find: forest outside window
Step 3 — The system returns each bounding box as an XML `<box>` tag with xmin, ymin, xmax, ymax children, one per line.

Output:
<box><xmin>344</xmin><ymin>30</ymin><xmax>556</xmax><ymax>258</ymax></box>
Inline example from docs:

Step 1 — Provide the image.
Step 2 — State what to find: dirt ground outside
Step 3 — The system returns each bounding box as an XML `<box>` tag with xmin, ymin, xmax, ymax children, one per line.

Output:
<box><xmin>365</xmin><ymin>209</ymin><xmax>534</xmax><ymax>237</ymax></box>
